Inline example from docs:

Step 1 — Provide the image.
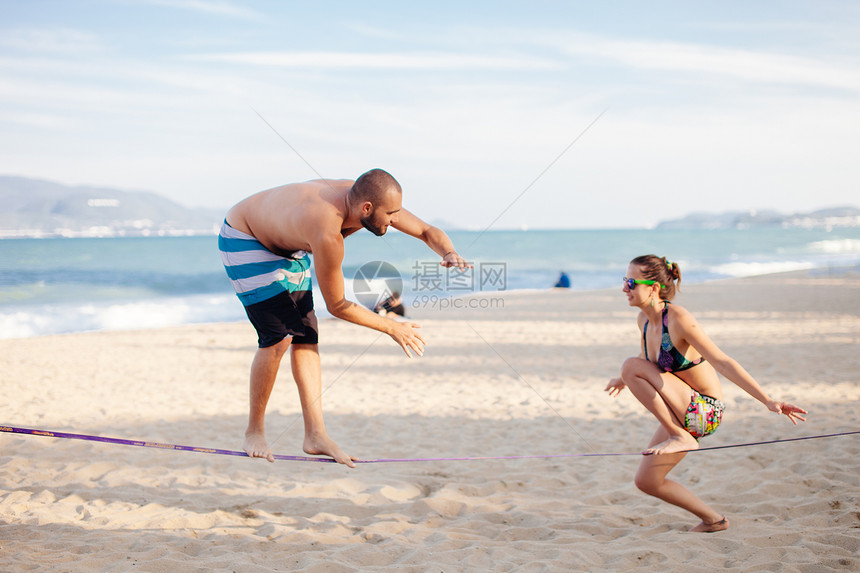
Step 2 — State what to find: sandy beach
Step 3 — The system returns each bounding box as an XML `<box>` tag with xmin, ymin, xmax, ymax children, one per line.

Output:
<box><xmin>2</xmin><ymin>270</ymin><xmax>859</xmax><ymax>572</ymax></box>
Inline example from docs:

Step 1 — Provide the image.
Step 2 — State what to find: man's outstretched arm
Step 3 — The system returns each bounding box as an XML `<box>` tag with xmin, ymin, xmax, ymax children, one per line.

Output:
<box><xmin>310</xmin><ymin>231</ymin><xmax>427</xmax><ymax>357</ymax></box>
<box><xmin>392</xmin><ymin>209</ymin><xmax>471</xmax><ymax>269</ymax></box>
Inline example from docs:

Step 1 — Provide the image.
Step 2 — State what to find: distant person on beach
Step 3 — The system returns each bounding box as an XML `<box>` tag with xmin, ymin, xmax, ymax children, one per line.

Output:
<box><xmin>605</xmin><ymin>254</ymin><xmax>807</xmax><ymax>532</ymax></box>
<box><xmin>374</xmin><ymin>291</ymin><xmax>406</xmax><ymax>317</ymax></box>
<box><xmin>220</xmin><ymin>169</ymin><xmax>469</xmax><ymax>467</ymax></box>
<box><xmin>554</xmin><ymin>271</ymin><xmax>571</xmax><ymax>288</ymax></box>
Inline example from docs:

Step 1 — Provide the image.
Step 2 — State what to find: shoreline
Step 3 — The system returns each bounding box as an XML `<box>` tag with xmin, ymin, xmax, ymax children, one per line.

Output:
<box><xmin>3</xmin><ymin>265</ymin><xmax>859</xmax><ymax>343</ymax></box>
<box><xmin>1</xmin><ymin>269</ymin><xmax>859</xmax><ymax>571</ymax></box>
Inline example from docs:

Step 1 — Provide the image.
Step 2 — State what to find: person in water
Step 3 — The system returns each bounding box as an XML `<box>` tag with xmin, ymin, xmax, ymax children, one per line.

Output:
<box><xmin>605</xmin><ymin>254</ymin><xmax>807</xmax><ymax>532</ymax></box>
<box><xmin>554</xmin><ymin>271</ymin><xmax>571</xmax><ymax>288</ymax></box>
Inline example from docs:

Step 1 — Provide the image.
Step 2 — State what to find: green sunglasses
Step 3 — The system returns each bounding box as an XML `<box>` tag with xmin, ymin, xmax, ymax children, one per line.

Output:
<box><xmin>624</xmin><ymin>277</ymin><xmax>666</xmax><ymax>289</ymax></box>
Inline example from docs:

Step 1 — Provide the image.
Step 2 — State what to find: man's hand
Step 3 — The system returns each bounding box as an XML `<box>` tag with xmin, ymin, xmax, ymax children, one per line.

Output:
<box><xmin>441</xmin><ymin>251</ymin><xmax>471</xmax><ymax>269</ymax></box>
<box><xmin>388</xmin><ymin>321</ymin><xmax>426</xmax><ymax>357</ymax></box>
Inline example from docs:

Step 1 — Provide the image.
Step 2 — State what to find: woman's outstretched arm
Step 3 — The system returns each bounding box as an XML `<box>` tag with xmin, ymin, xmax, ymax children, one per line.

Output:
<box><xmin>673</xmin><ymin>306</ymin><xmax>807</xmax><ymax>423</ymax></box>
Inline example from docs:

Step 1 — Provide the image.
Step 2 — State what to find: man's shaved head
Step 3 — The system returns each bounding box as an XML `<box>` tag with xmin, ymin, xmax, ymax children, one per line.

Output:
<box><xmin>349</xmin><ymin>168</ymin><xmax>402</xmax><ymax>206</ymax></box>
<box><xmin>348</xmin><ymin>169</ymin><xmax>403</xmax><ymax>236</ymax></box>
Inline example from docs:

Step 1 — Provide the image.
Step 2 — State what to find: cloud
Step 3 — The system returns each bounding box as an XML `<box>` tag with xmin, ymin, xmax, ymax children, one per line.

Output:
<box><xmin>0</xmin><ymin>28</ymin><xmax>102</xmax><ymax>53</ymax></box>
<box><xmin>557</xmin><ymin>34</ymin><xmax>860</xmax><ymax>93</ymax></box>
<box><xmin>186</xmin><ymin>50</ymin><xmax>562</xmax><ymax>71</ymax></box>
<box><xmin>127</xmin><ymin>0</ymin><xmax>261</xmax><ymax>19</ymax></box>
<box><xmin>0</xmin><ymin>111</ymin><xmax>77</xmax><ymax>129</ymax></box>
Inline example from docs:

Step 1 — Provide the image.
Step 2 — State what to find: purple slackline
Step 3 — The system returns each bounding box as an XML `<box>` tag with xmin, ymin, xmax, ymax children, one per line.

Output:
<box><xmin>3</xmin><ymin>425</ymin><xmax>859</xmax><ymax>464</ymax></box>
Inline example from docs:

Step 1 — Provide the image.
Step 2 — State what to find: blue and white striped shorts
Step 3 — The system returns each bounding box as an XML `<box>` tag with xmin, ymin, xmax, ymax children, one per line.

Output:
<box><xmin>218</xmin><ymin>221</ymin><xmax>312</xmax><ymax>307</ymax></box>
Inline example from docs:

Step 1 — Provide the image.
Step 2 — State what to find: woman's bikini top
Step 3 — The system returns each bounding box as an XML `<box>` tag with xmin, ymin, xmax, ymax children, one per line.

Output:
<box><xmin>643</xmin><ymin>302</ymin><xmax>706</xmax><ymax>373</ymax></box>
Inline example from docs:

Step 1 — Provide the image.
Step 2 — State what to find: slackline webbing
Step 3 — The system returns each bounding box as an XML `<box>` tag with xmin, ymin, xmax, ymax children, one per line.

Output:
<box><xmin>3</xmin><ymin>425</ymin><xmax>858</xmax><ymax>464</ymax></box>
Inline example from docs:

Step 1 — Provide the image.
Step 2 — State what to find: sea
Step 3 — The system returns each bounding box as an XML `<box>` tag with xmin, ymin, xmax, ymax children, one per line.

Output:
<box><xmin>2</xmin><ymin>227</ymin><xmax>860</xmax><ymax>339</ymax></box>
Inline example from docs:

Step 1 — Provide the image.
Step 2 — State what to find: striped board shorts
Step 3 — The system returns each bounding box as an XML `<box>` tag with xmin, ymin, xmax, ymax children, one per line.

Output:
<box><xmin>219</xmin><ymin>221</ymin><xmax>318</xmax><ymax>347</ymax></box>
<box><xmin>218</xmin><ymin>221</ymin><xmax>312</xmax><ymax>307</ymax></box>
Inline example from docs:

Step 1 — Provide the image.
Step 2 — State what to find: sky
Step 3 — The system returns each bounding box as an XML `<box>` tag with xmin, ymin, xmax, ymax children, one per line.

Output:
<box><xmin>1</xmin><ymin>0</ymin><xmax>859</xmax><ymax>230</ymax></box>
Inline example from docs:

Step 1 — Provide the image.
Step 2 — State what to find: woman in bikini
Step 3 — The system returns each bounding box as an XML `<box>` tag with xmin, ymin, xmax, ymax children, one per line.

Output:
<box><xmin>605</xmin><ymin>254</ymin><xmax>807</xmax><ymax>532</ymax></box>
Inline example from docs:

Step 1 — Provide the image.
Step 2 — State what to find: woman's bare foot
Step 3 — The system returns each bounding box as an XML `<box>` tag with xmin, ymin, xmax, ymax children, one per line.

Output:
<box><xmin>304</xmin><ymin>432</ymin><xmax>357</xmax><ymax>468</ymax></box>
<box><xmin>243</xmin><ymin>431</ymin><xmax>274</xmax><ymax>462</ymax></box>
<box><xmin>690</xmin><ymin>516</ymin><xmax>729</xmax><ymax>533</ymax></box>
<box><xmin>643</xmin><ymin>433</ymin><xmax>699</xmax><ymax>455</ymax></box>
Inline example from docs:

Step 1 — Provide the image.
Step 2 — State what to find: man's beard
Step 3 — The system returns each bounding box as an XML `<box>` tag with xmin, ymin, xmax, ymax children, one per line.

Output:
<box><xmin>361</xmin><ymin>214</ymin><xmax>387</xmax><ymax>236</ymax></box>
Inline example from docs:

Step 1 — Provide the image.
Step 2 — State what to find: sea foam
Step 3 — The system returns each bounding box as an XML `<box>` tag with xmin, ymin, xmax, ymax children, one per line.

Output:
<box><xmin>0</xmin><ymin>294</ymin><xmax>245</xmax><ymax>340</ymax></box>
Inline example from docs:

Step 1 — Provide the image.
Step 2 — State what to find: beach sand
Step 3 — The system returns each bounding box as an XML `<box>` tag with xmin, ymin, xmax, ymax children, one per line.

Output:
<box><xmin>2</xmin><ymin>270</ymin><xmax>859</xmax><ymax>572</ymax></box>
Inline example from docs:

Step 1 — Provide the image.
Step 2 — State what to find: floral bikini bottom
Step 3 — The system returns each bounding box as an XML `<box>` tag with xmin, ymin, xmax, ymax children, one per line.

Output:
<box><xmin>685</xmin><ymin>390</ymin><xmax>725</xmax><ymax>439</ymax></box>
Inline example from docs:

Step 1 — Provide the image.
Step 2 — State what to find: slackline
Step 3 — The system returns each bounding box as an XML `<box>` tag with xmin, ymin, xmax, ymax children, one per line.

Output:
<box><xmin>3</xmin><ymin>425</ymin><xmax>858</xmax><ymax>464</ymax></box>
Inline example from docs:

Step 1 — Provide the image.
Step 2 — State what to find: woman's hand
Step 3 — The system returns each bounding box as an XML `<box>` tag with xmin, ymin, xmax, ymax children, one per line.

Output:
<box><xmin>605</xmin><ymin>378</ymin><xmax>626</xmax><ymax>397</ymax></box>
<box><xmin>767</xmin><ymin>400</ymin><xmax>808</xmax><ymax>424</ymax></box>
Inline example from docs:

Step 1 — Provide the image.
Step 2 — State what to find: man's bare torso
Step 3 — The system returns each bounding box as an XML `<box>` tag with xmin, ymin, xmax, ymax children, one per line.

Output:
<box><xmin>225</xmin><ymin>179</ymin><xmax>358</xmax><ymax>256</ymax></box>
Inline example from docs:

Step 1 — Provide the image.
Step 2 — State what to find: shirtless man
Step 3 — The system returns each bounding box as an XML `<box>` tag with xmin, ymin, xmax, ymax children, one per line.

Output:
<box><xmin>219</xmin><ymin>168</ymin><xmax>468</xmax><ymax>467</ymax></box>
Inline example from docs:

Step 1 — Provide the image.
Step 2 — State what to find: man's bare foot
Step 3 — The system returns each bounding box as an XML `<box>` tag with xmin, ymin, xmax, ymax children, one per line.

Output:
<box><xmin>243</xmin><ymin>431</ymin><xmax>274</xmax><ymax>463</ymax></box>
<box><xmin>304</xmin><ymin>432</ymin><xmax>357</xmax><ymax>468</ymax></box>
<box><xmin>643</xmin><ymin>433</ymin><xmax>699</xmax><ymax>455</ymax></box>
<box><xmin>690</xmin><ymin>516</ymin><xmax>729</xmax><ymax>533</ymax></box>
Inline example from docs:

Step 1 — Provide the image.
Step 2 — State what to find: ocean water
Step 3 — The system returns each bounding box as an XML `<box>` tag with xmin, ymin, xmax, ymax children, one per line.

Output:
<box><xmin>2</xmin><ymin>227</ymin><xmax>860</xmax><ymax>339</ymax></box>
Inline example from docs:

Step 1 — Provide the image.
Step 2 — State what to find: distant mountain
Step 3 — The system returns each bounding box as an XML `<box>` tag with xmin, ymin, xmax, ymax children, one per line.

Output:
<box><xmin>0</xmin><ymin>176</ymin><xmax>224</xmax><ymax>238</ymax></box>
<box><xmin>656</xmin><ymin>206</ymin><xmax>860</xmax><ymax>230</ymax></box>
